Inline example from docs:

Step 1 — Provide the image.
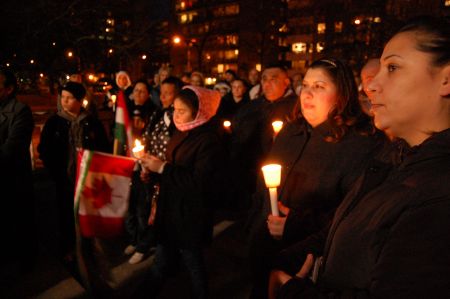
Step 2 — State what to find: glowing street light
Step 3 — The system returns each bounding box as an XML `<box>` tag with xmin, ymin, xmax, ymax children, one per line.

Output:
<box><xmin>141</xmin><ymin>54</ymin><xmax>147</xmax><ymax>60</ymax></box>
<box><xmin>173</xmin><ymin>36</ymin><xmax>181</xmax><ymax>44</ymax></box>
<box><xmin>67</xmin><ymin>51</ymin><xmax>73</xmax><ymax>58</ymax></box>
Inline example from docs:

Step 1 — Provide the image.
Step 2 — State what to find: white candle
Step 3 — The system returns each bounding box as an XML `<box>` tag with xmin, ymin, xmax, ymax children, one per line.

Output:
<box><xmin>261</xmin><ymin>164</ymin><xmax>282</xmax><ymax>216</ymax></box>
<box><xmin>111</xmin><ymin>94</ymin><xmax>117</xmax><ymax>112</ymax></box>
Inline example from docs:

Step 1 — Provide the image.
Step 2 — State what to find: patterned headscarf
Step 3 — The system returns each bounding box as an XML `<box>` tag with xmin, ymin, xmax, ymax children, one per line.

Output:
<box><xmin>174</xmin><ymin>86</ymin><xmax>221</xmax><ymax>132</ymax></box>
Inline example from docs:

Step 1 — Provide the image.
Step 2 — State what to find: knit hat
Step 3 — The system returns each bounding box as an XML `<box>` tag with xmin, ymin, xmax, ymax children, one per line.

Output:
<box><xmin>174</xmin><ymin>85</ymin><xmax>221</xmax><ymax>132</ymax></box>
<box><xmin>61</xmin><ymin>82</ymin><xmax>86</xmax><ymax>101</ymax></box>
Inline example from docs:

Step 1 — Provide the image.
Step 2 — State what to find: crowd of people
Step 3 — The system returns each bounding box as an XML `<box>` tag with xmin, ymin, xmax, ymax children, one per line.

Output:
<box><xmin>0</xmin><ymin>15</ymin><xmax>449</xmax><ymax>298</ymax></box>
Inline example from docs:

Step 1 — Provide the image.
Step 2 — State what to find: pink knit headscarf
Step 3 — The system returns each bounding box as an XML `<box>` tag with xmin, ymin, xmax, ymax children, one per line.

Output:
<box><xmin>174</xmin><ymin>85</ymin><xmax>221</xmax><ymax>132</ymax></box>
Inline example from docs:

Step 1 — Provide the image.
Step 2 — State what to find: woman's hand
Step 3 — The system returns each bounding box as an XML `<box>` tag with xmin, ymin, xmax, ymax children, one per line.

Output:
<box><xmin>140</xmin><ymin>154</ymin><xmax>166</xmax><ymax>174</ymax></box>
<box><xmin>267</xmin><ymin>215</ymin><xmax>287</xmax><ymax>240</ymax></box>
<box><xmin>278</xmin><ymin>201</ymin><xmax>290</xmax><ymax>216</ymax></box>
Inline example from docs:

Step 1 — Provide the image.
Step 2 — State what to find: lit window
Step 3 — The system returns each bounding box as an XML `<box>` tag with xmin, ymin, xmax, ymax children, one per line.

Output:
<box><xmin>234</xmin><ymin>49</ymin><xmax>239</xmax><ymax>55</ymax></box>
<box><xmin>316</xmin><ymin>42</ymin><xmax>325</xmax><ymax>53</ymax></box>
<box><xmin>292</xmin><ymin>42</ymin><xmax>307</xmax><ymax>54</ymax></box>
<box><xmin>180</xmin><ymin>14</ymin><xmax>188</xmax><ymax>23</ymax></box>
<box><xmin>225</xmin><ymin>50</ymin><xmax>237</xmax><ymax>59</ymax></box>
<box><xmin>218</xmin><ymin>64</ymin><xmax>224</xmax><ymax>73</ymax></box>
<box><xmin>181</xmin><ymin>1</ymin><xmax>185</xmax><ymax>9</ymax></box>
<box><xmin>334</xmin><ymin>21</ymin><xmax>343</xmax><ymax>33</ymax></box>
<box><xmin>256</xmin><ymin>64</ymin><xmax>262</xmax><ymax>72</ymax></box>
<box><xmin>446</xmin><ymin>0</ymin><xmax>450</xmax><ymax>6</ymax></box>
<box><xmin>354</xmin><ymin>19</ymin><xmax>361</xmax><ymax>25</ymax></box>
<box><xmin>226</xmin><ymin>34</ymin><xmax>238</xmax><ymax>45</ymax></box>
<box><xmin>317</xmin><ymin>23</ymin><xmax>326</xmax><ymax>34</ymax></box>
<box><xmin>225</xmin><ymin>4</ymin><xmax>239</xmax><ymax>15</ymax></box>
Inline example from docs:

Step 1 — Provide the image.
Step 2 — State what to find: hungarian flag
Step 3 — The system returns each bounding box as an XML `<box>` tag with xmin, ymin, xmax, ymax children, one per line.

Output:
<box><xmin>113</xmin><ymin>90</ymin><xmax>133</xmax><ymax>156</ymax></box>
<box><xmin>74</xmin><ymin>149</ymin><xmax>136</xmax><ymax>238</ymax></box>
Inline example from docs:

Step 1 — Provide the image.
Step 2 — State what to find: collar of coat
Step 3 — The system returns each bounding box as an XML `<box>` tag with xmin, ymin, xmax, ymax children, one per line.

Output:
<box><xmin>395</xmin><ymin>128</ymin><xmax>450</xmax><ymax>168</ymax></box>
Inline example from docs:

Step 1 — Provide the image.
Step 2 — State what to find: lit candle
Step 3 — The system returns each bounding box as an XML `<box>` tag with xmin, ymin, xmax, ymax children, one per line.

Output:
<box><xmin>132</xmin><ymin>139</ymin><xmax>145</xmax><ymax>159</ymax></box>
<box><xmin>261</xmin><ymin>164</ymin><xmax>281</xmax><ymax>216</ymax></box>
<box><xmin>272</xmin><ymin>120</ymin><xmax>284</xmax><ymax>135</ymax></box>
<box><xmin>223</xmin><ymin>120</ymin><xmax>231</xmax><ymax>132</ymax></box>
<box><xmin>82</xmin><ymin>99</ymin><xmax>89</xmax><ymax>108</ymax></box>
<box><xmin>111</xmin><ymin>94</ymin><xmax>117</xmax><ymax>111</ymax></box>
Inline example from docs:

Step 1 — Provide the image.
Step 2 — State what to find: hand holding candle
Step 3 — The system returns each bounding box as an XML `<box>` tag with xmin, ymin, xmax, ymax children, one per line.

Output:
<box><xmin>261</xmin><ymin>164</ymin><xmax>281</xmax><ymax>216</ymax></box>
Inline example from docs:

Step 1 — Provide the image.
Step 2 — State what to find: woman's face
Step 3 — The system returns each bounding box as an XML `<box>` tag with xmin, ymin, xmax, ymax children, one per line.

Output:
<box><xmin>368</xmin><ymin>32</ymin><xmax>446</xmax><ymax>143</ymax></box>
<box><xmin>232</xmin><ymin>80</ymin><xmax>247</xmax><ymax>100</ymax></box>
<box><xmin>61</xmin><ymin>90</ymin><xmax>81</xmax><ymax>116</ymax></box>
<box><xmin>160</xmin><ymin>83</ymin><xmax>176</xmax><ymax>108</ymax></box>
<box><xmin>117</xmin><ymin>74</ymin><xmax>129</xmax><ymax>89</ymax></box>
<box><xmin>190</xmin><ymin>74</ymin><xmax>203</xmax><ymax>86</ymax></box>
<box><xmin>173</xmin><ymin>98</ymin><xmax>195</xmax><ymax>124</ymax></box>
<box><xmin>300</xmin><ymin>68</ymin><xmax>337</xmax><ymax>127</ymax></box>
<box><xmin>132</xmin><ymin>82</ymin><xmax>149</xmax><ymax>105</ymax></box>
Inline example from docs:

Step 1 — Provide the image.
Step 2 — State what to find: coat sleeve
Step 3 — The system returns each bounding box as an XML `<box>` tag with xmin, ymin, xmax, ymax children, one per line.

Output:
<box><xmin>369</xmin><ymin>196</ymin><xmax>450</xmax><ymax>298</ymax></box>
<box><xmin>0</xmin><ymin>104</ymin><xmax>34</xmax><ymax>168</ymax></box>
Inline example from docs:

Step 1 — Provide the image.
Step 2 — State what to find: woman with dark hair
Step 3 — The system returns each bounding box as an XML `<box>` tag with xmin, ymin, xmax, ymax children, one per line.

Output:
<box><xmin>248</xmin><ymin>58</ymin><xmax>383</xmax><ymax>298</ymax></box>
<box><xmin>133</xmin><ymin>86</ymin><xmax>225</xmax><ymax>298</ymax></box>
<box><xmin>269</xmin><ymin>15</ymin><xmax>450</xmax><ymax>298</ymax></box>
<box><xmin>124</xmin><ymin>77</ymin><xmax>183</xmax><ymax>264</ymax></box>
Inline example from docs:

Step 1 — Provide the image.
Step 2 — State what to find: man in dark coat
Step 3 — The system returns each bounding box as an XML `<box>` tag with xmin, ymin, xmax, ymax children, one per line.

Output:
<box><xmin>227</xmin><ymin>64</ymin><xmax>297</xmax><ymax>211</ymax></box>
<box><xmin>0</xmin><ymin>69</ymin><xmax>35</xmax><ymax>268</ymax></box>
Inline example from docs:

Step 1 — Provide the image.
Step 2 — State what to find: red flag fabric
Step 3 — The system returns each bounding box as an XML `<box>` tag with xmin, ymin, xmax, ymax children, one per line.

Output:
<box><xmin>74</xmin><ymin>149</ymin><xmax>136</xmax><ymax>238</ymax></box>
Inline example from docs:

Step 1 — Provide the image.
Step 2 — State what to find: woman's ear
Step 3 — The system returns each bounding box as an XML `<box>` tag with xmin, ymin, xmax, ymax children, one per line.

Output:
<box><xmin>439</xmin><ymin>65</ymin><xmax>450</xmax><ymax>97</ymax></box>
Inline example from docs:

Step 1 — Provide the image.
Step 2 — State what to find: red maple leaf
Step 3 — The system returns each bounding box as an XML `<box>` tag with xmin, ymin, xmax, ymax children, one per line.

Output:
<box><xmin>82</xmin><ymin>176</ymin><xmax>113</xmax><ymax>209</ymax></box>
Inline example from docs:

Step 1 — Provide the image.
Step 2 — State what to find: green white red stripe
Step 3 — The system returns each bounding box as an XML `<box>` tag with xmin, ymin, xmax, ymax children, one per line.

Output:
<box><xmin>114</xmin><ymin>90</ymin><xmax>133</xmax><ymax>156</ymax></box>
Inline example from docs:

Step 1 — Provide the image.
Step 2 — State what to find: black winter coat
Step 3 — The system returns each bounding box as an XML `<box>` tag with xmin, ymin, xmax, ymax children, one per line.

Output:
<box><xmin>155</xmin><ymin>121</ymin><xmax>225</xmax><ymax>249</ymax></box>
<box><xmin>252</xmin><ymin>119</ymin><xmax>383</xmax><ymax>246</ymax></box>
<box><xmin>277</xmin><ymin>129</ymin><xmax>450</xmax><ymax>298</ymax></box>
<box><xmin>0</xmin><ymin>97</ymin><xmax>34</xmax><ymax>253</ymax></box>
<box><xmin>38</xmin><ymin>112</ymin><xmax>109</xmax><ymax>183</ymax></box>
<box><xmin>227</xmin><ymin>92</ymin><xmax>297</xmax><ymax>204</ymax></box>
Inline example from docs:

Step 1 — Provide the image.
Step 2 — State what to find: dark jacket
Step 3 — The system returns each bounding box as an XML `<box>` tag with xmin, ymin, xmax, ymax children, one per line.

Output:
<box><xmin>0</xmin><ymin>96</ymin><xmax>34</xmax><ymax>254</ymax></box>
<box><xmin>277</xmin><ymin>129</ymin><xmax>450</xmax><ymax>298</ymax></box>
<box><xmin>155</xmin><ymin>121</ymin><xmax>225</xmax><ymax>249</ymax></box>
<box><xmin>227</xmin><ymin>91</ymin><xmax>297</xmax><ymax>204</ymax></box>
<box><xmin>251</xmin><ymin>119</ymin><xmax>383</xmax><ymax>246</ymax></box>
<box><xmin>38</xmin><ymin>111</ymin><xmax>109</xmax><ymax>183</ymax></box>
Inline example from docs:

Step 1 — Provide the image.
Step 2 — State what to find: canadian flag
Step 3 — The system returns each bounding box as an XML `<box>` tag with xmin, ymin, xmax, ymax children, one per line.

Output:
<box><xmin>74</xmin><ymin>149</ymin><xmax>136</xmax><ymax>238</ymax></box>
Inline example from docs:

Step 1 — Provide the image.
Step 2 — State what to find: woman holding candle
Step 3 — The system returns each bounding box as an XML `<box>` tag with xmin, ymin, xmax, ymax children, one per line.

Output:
<box><xmin>124</xmin><ymin>77</ymin><xmax>182</xmax><ymax>264</ymax></box>
<box><xmin>270</xmin><ymin>16</ymin><xmax>450</xmax><ymax>298</ymax></box>
<box><xmin>133</xmin><ymin>86</ymin><xmax>224</xmax><ymax>298</ymax></box>
<box><xmin>248</xmin><ymin>58</ymin><xmax>384</xmax><ymax>298</ymax></box>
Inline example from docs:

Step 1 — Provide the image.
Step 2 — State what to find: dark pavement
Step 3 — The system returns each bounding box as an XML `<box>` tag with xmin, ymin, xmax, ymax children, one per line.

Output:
<box><xmin>0</xmin><ymin>169</ymin><xmax>252</xmax><ymax>299</ymax></box>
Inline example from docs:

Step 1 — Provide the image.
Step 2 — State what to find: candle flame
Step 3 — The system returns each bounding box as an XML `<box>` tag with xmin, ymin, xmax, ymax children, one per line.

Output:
<box><xmin>272</xmin><ymin>120</ymin><xmax>284</xmax><ymax>134</ymax></box>
<box><xmin>261</xmin><ymin>164</ymin><xmax>282</xmax><ymax>188</ymax></box>
<box><xmin>111</xmin><ymin>94</ymin><xmax>117</xmax><ymax>103</ymax></box>
<box><xmin>223</xmin><ymin>120</ymin><xmax>231</xmax><ymax>128</ymax></box>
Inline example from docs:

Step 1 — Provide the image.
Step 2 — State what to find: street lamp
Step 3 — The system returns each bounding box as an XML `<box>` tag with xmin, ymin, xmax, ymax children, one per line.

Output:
<box><xmin>66</xmin><ymin>50</ymin><xmax>81</xmax><ymax>71</ymax></box>
<box><xmin>172</xmin><ymin>35</ymin><xmax>197</xmax><ymax>72</ymax></box>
